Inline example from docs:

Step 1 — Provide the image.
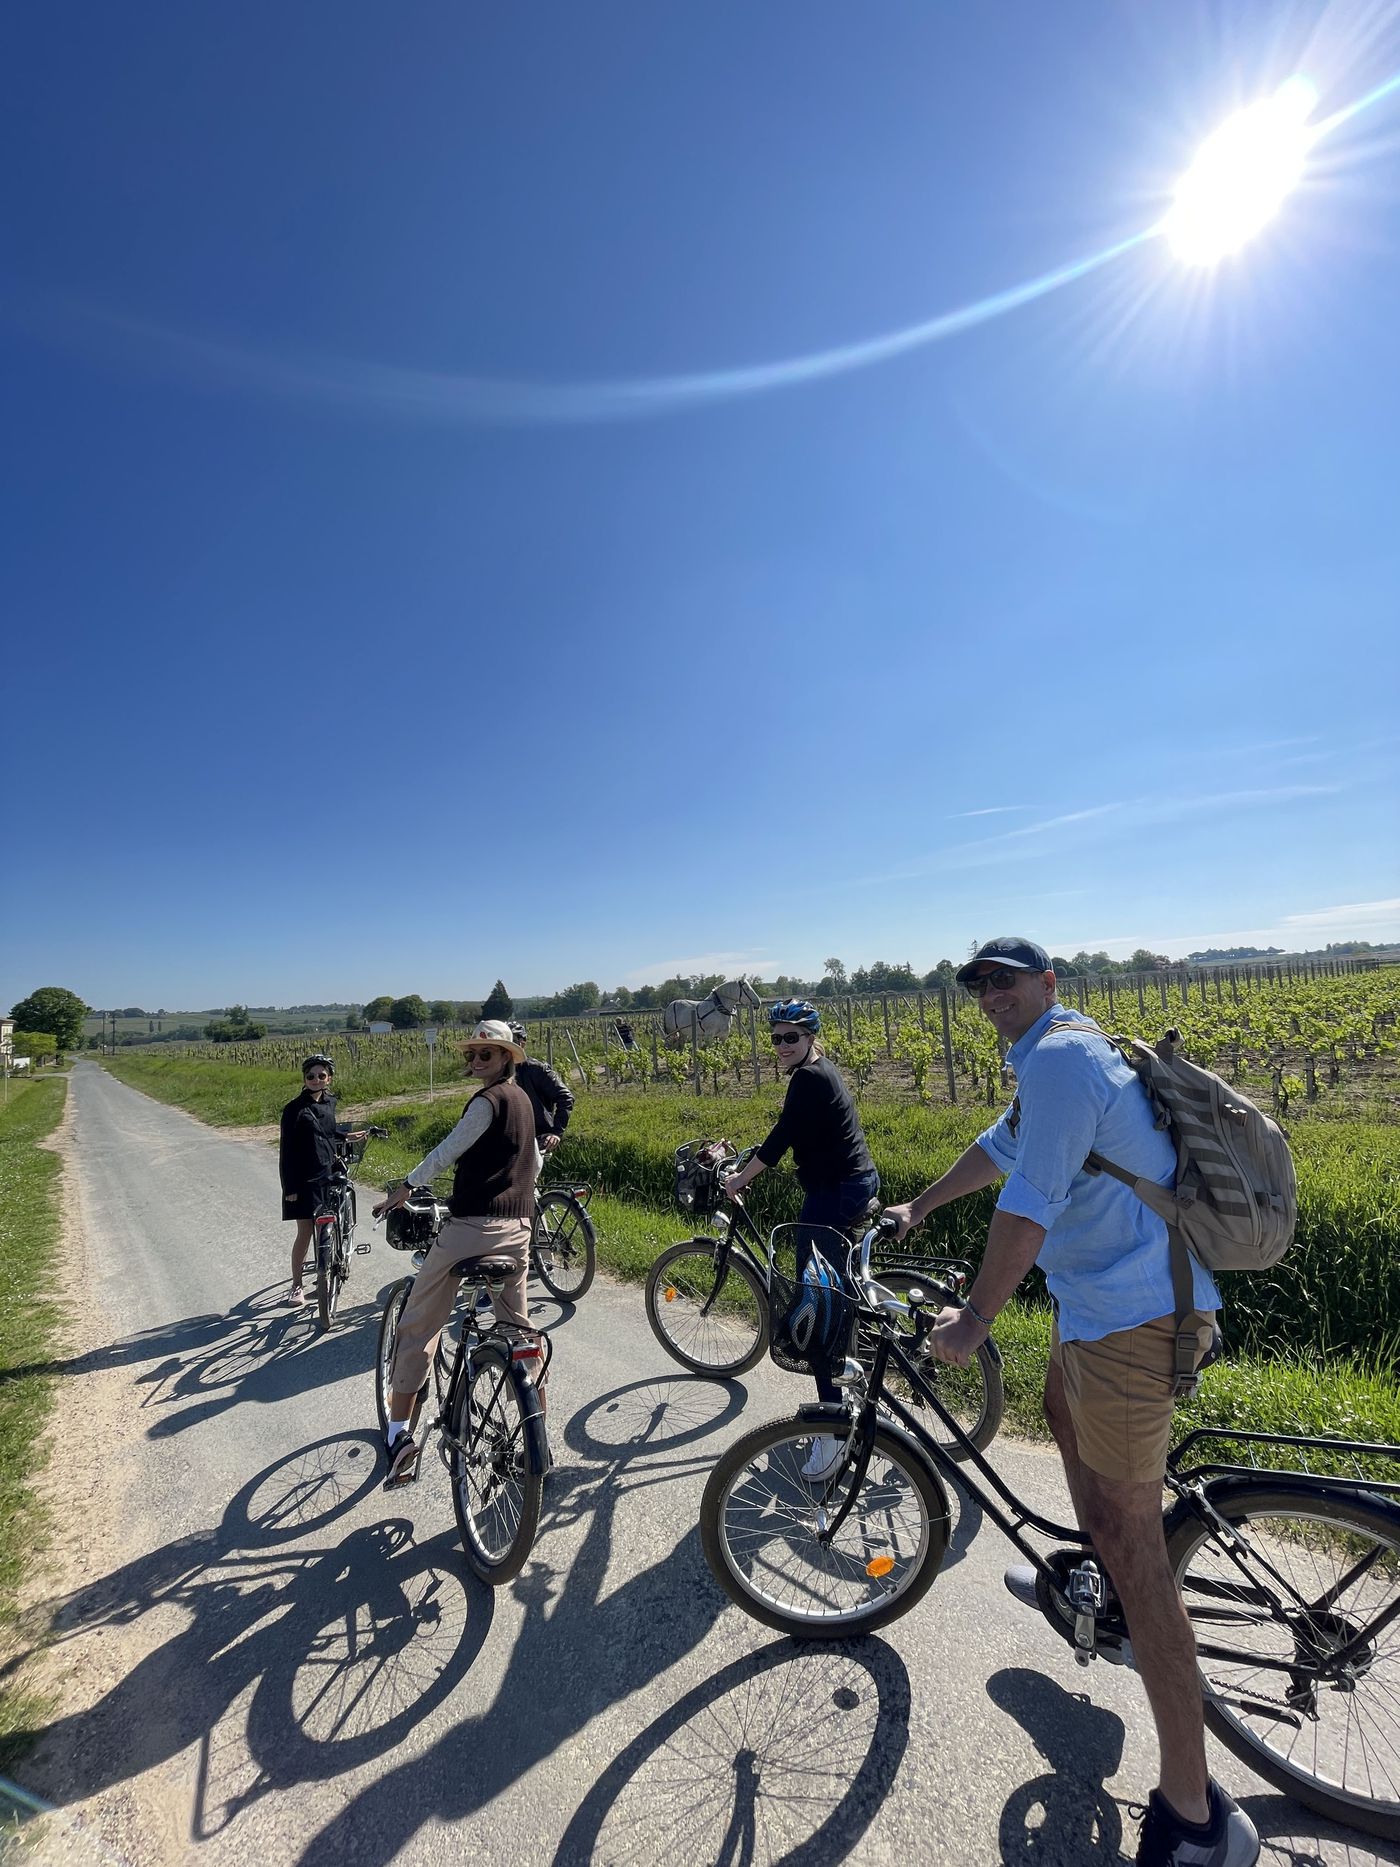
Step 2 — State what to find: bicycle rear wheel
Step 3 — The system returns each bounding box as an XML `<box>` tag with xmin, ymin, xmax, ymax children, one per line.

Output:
<box><xmin>449</xmin><ymin>1346</ymin><xmax>543</xmax><ymax>1584</ymax></box>
<box><xmin>315</xmin><ymin>1221</ymin><xmax>342</xmax><ymax>1333</ymax></box>
<box><xmin>532</xmin><ymin>1190</ymin><xmax>596</xmax><ymax>1302</ymax></box>
<box><xmin>1167</xmin><ymin>1478</ymin><xmax>1400</xmax><ymax>1840</ymax></box>
<box><xmin>701</xmin><ymin>1414</ymin><xmax>949</xmax><ymax>1638</ymax></box>
<box><xmin>645</xmin><ymin>1237</ymin><xmax>769</xmax><ymax>1377</ymax></box>
<box><xmin>376</xmin><ymin>1278</ymin><xmax>414</xmax><ymax>1438</ymax></box>
<box><xmin>856</xmin><ymin>1271</ymin><xmax>1004</xmax><ymax>1457</ymax></box>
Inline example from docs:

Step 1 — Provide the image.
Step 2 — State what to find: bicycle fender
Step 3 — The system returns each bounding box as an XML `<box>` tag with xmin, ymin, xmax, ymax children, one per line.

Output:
<box><xmin>792</xmin><ymin>1405</ymin><xmax>953</xmax><ymax>1525</ymax></box>
<box><xmin>1164</xmin><ymin>1474</ymin><xmax>1400</xmax><ymax>1547</ymax></box>
<box><xmin>513</xmin><ymin>1366</ymin><xmax>551</xmax><ymax>1473</ymax></box>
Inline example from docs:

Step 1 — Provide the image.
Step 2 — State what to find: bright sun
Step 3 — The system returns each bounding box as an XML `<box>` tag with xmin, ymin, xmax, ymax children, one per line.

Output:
<box><xmin>1164</xmin><ymin>77</ymin><xmax>1318</xmax><ymax>266</ymax></box>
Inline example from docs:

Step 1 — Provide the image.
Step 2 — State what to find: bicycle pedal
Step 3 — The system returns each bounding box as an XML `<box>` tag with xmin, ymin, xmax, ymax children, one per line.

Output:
<box><xmin>354</xmin><ymin>1242</ymin><xmax>373</xmax><ymax>1255</ymax></box>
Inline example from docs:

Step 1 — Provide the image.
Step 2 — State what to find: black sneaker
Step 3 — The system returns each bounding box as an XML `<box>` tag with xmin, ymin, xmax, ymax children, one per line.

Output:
<box><xmin>1135</xmin><ymin>1783</ymin><xmax>1259</xmax><ymax>1866</ymax></box>
<box><xmin>383</xmin><ymin>1432</ymin><xmax>419</xmax><ymax>1487</ymax></box>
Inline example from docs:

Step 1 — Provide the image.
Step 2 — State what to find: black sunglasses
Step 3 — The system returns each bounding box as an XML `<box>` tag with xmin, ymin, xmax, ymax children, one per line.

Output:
<box><xmin>964</xmin><ymin>967</ymin><xmax>1028</xmax><ymax>996</ymax></box>
<box><xmin>304</xmin><ymin>1071</ymin><xmax>331</xmax><ymax>1080</ymax></box>
<box><xmin>770</xmin><ymin>1031</ymin><xmax>807</xmax><ymax>1047</ymax></box>
<box><xmin>464</xmin><ymin>1047</ymin><xmax>498</xmax><ymax>1063</ymax></box>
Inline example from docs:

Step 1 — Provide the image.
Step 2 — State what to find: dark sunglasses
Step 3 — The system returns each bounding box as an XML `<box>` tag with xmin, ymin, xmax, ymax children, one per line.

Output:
<box><xmin>770</xmin><ymin>1031</ymin><xmax>807</xmax><ymax>1047</ymax></box>
<box><xmin>464</xmin><ymin>1047</ymin><xmax>498</xmax><ymax>1063</ymax></box>
<box><xmin>304</xmin><ymin>1071</ymin><xmax>331</xmax><ymax>1081</ymax></box>
<box><xmin>964</xmin><ymin>967</ymin><xmax>1027</xmax><ymax>997</ymax></box>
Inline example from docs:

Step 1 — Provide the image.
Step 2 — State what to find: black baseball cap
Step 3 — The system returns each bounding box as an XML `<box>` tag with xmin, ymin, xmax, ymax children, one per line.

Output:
<box><xmin>955</xmin><ymin>938</ymin><xmax>1053</xmax><ymax>986</ymax></box>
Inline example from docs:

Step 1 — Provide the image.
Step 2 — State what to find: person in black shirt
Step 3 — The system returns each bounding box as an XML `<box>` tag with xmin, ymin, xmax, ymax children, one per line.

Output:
<box><xmin>278</xmin><ymin>1054</ymin><xmax>363</xmax><ymax>1309</ymax></box>
<box><xmin>723</xmin><ymin>1000</ymin><xmax>878</xmax><ymax>1476</ymax></box>
<box><xmin>508</xmin><ymin>1022</ymin><xmax>575</xmax><ymax>1167</ymax></box>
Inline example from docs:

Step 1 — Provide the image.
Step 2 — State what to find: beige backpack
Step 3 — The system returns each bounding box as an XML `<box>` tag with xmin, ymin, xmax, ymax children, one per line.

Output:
<box><xmin>1029</xmin><ymin>1021</ymin><xmax>1298</xmax><ymax>1394</ymax></box>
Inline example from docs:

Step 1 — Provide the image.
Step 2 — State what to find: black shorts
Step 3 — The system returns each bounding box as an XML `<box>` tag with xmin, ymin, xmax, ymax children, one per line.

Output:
<box><xmin>282</xmin><ymin>1189</ymin><xmax>319</xmax><ymax>1222</ymax></box>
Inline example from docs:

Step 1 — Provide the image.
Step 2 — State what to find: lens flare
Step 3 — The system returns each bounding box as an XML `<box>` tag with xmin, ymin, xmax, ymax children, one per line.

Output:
<box><xmin>1163</xmin><ymin>77</ymin><xmax>1318</xmax><ymax>266</ymax></box>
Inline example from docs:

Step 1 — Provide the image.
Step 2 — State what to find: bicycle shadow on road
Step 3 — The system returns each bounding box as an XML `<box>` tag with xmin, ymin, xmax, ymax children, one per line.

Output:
<box><xmin>290</xmin><ymin>1376</ymin><xmax>753</xmax><ymax>1867</ymax></box>
<box><xmin>11</xmin><ymin>1433</ymin><xmax>493</xmax><ymax>1839</ymax></box>
<box><xmin>1239</xmin><ymin>1798</ymin><xmax>1400</xmax><ymax>1866</ymax></box>
<box><xmin>987</xmin><ymin>1667</ymin><xmax>1127</xmax><ymax>1861</ymax></box>
<box><xmin>554</xmin><ymin>1635</ymin><xmax>912</xmax><ymax>1866</ymax></box>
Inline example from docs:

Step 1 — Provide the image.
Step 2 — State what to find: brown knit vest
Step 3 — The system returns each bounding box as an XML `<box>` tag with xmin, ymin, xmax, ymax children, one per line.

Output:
<box><xmin>448</xmin><ymin>1081</ymin><xmax>536</xmax><ymax>1219</ymax></box>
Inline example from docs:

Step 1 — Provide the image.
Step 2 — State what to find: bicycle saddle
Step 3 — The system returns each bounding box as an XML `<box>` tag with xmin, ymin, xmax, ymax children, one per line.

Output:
<box><xmin>453</xmin><ymin>1256</ymin><xmax>517</xmax><ymax>1283</ymax></box>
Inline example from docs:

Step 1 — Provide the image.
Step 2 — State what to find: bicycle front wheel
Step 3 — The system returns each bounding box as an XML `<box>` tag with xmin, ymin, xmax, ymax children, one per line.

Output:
<box><xmin>376</xmin><ymin>1278</ymin><xmax>413</xmax><ymax>1438</ymax></box>
<box><xmin>857</xmin><ymin>1271</ymin><xmax>1004</xmax><ymax>1457</ymax></box>
<box><xmin>645</xmin><ymin>1238</ymin><xmax>769</xmax><ymax>1378</ymax></box>
<box><xmin>1167</xmin><ymin>1478</ymin><xmax>1400</xmax><ymax>1840</ymax></box>
<box><xmin>533</xmin><ymin>1190</ymin><xmax>596</xmax><ymax>1302</ymax></box>
<box><xmin>449</xmin><ymin>1346</ymin><xmax>543</xmax><ymax>1585</ymax></box>
<box><xmin>701</xmin><ymin>1415</ymin><xmax>948</xmax><ymax>1638</ymax></box>
<box><xmin>315</xmin><ymin>1222</ymin><xmax>342</xmax><ymax>1333</ymax></box>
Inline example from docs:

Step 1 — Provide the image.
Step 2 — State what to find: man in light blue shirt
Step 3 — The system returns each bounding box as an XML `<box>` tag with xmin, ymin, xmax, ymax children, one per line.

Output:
<box><xmin>886</xmin><ymin>938</ymin><xmax>1254</xmax><ymax>1867</ymax></box>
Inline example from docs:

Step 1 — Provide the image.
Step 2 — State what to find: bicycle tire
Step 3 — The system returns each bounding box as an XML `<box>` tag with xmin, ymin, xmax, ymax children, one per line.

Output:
<box><xmin>645</xmin><ymin>1238</ymin><xmax>769</xmax><ymax>1378</ymax></box>
<box><xmin>449</xmin><ymin>1344</ymin><xmax>543</xmax><ymax>1585</ymax></box>
<box><xmin>701</xmin><ymin>1414</ymin><xmax>949</xmax><ymax>1637</ymax></box>
<box><xmin>315</xmin><ymin>1221</ymin><xmax>341</xmax><ymax>1333</ymax></box>
<box><xmin>1166</xmin><ymin>1477</ymin><xmax>1400</xmax><ymax>1840</ymax></box>
<box><xmin>532</xmin><ymin>1189</ymin><xmax>596</xmax><ymax>1302</ymax></box>
<box><xmin>857</xmin><ymin>1271</ymin><xmax>1004</xmax><ymax>1457</ymax></box>
<box><xmin>375</xmin><ymin>1278</ymin><xmax>414</xmax><ymax>1439</ymax></box>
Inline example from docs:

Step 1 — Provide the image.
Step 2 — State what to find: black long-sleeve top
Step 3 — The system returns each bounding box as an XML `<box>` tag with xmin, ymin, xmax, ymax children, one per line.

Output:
<box><xmin>278</xmin><ymin>1090</ymin><xmax>348</xmax><ymax>1197</ymax></box>
<box><xmin>755</xmin><ymin>1056</ymin><xmax>874</xmax><ymax>1186</ymax></box>
<box><xmin>516</xmin><ymin>1059</ymin><xmax>575</xmax><ymax>1140</ymax></box>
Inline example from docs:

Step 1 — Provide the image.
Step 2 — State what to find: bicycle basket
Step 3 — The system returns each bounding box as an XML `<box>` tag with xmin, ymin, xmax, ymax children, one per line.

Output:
<box><xmin>767</xmin><ymin>1224</ymin><xmax>857</xmax><ymax>1377</ymax></box>
<box><xmin>385</xmin><ymin>1193</ymin><xmax>447</xmax><ymax>1251</ymax></box>
<box><xmin>674</xmin><ymin>1139</ymin><xmax>730</xmax><ymax>1218</ymax></box>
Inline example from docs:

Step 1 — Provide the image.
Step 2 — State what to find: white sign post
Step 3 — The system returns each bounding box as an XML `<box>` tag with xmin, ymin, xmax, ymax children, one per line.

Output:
<box><xmin>423</xmin><ymin>1026</ymin><xmax>439</xmax><ymax>1092</ymax></box>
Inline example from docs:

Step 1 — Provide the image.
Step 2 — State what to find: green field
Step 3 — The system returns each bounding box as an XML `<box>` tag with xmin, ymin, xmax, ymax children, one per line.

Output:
<box><xmin>0</xmin><ymin>1078</ymin><xmax>68</xmax><ymax>1761</ymax></box>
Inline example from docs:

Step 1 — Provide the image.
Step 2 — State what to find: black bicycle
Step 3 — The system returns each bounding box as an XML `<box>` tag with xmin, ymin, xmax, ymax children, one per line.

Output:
<box><xmin>701</xmin><ymin>1218</ymin><xmax>1400</xmax><ymax>1841</ymax></box>
<box><xmin>375</xmin><ymin>1194</ymin><xmax>552</xmax><ymax>1584</ymax></box>
<box><xmin>531</xmin><ymin>1180</ymin><xmax>597</xmax><ymax>1302</ymax></box>
<box><xmin>310</xmin><ymin>1126</ymin><xmax>389</xmax><ymax>1333</ymax></box>
<box><xmin>644</xmin><ymin>1139</ymin><xmax>1004</xmax><ymax>1455</ymax></box>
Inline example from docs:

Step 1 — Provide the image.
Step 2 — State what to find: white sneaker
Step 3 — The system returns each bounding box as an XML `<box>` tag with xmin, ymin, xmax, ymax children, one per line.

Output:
<box><xmin>287</xmin><ymin>1285</ymin><xmax>306</xmax><ymax>1308</ymax></box>
<box><xmin>801</xmin><ymin>1436</ymin><xmax>845</xmax><ymax>1481</ymax></box>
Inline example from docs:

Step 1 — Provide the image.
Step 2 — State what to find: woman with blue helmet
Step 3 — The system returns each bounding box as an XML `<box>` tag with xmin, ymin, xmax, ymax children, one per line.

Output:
<box><xmin>723</xmin><ymin>998</ymin><xmax>879</xmax><ymax>1478</ymax></box>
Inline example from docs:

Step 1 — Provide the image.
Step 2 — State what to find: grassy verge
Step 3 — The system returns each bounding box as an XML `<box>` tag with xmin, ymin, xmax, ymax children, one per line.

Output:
<box><xmin>0</xmin><ymin>1079</ymin><xmax>68</xmax><ymax>1763</ymax></box>
<box><xmin>355</xmin><ymin>1118</ymin><xmax>1400</xmax><ymax>1462</ymax></box>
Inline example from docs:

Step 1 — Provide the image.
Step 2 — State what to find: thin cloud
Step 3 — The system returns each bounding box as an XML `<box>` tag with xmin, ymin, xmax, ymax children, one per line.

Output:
<box><xmin>624</xmin><ymin>951</ymin><xmax>768</xmax><ymax>989</ymax></box>
<box><xmin>946</xmin><ymin>805</ymin><xmax>1033</xmax><ymax>819</ymax></box>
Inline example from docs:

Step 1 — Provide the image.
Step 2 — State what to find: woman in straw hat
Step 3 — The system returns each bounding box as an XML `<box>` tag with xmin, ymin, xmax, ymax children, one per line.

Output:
<box><xmin>373</xmin><ymin>1019</ymin><xmax>541</xmax><ymax>1484</ymax></box>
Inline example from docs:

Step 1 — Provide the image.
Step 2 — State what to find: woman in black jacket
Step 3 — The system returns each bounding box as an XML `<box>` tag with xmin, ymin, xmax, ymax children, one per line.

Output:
<box><xmin>722</xmin><ymin>1000</ymin><xmax>878</xmax><ymax>1477</ymax></box>
<box><xmin>278</xmin><ymin>1054</ymin><xmax>361</xmax><ymax>1308</ymax></box>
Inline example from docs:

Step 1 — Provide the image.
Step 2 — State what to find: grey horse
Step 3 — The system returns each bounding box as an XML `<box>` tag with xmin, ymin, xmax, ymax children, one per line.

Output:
<box><xmin>661</xmin><ymin>979</ymin><xmax>762</xmax><ymax>1050</ymax></box>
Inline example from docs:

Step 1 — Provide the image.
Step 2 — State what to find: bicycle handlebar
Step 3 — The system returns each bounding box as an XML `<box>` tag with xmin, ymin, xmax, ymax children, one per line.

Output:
<box><xmin>855</xmin><ymin>1216</ymin><xmax>964</xmax><ymax>1322</ymax></box>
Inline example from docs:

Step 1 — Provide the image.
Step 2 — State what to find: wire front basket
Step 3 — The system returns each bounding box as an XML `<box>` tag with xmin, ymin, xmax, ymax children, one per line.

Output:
<box><xmin>766</xmin><ymin>1223</ymin><xmax>857</xmax><ymax>1377</ymax></box>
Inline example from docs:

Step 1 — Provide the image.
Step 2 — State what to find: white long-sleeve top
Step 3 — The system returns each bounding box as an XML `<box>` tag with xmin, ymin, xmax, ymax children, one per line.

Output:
<box><xmin>406</xmin><ymin>1096</ymin><xmax>541</xmax><ymax>1188</ymax></box>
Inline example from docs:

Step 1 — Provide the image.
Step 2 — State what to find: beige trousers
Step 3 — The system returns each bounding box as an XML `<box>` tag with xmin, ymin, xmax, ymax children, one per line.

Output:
<box><xmin>389</xmin><ymin>1214</ymin><xmax>532</xmax><ymax>1398</ymax></box>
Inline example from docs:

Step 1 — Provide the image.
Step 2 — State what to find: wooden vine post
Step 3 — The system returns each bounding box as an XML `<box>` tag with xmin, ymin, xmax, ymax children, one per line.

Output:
<box><xmin>939</xmin><ymin>987</ymin><xmax>957</xmax><ymax>1104</ymax></box>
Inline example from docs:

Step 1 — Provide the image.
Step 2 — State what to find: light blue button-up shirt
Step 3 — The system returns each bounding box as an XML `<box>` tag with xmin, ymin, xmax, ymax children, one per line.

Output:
<box><xmin>978</xmin><ymin>1004</ymin><xmax>1219</xmax><ymax>1343</ymax></box>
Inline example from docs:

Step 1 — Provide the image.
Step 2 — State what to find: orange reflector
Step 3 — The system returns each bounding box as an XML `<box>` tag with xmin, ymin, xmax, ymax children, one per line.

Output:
<box><xmin>866</xmin><ymin>1554</ymin><xmax>896</xmax><ymax>1579</ymax></box>
<box><xmin>664</xmin><ymin>1287</ymin><xmax>678</xmax><ymax>1301</ymax></box>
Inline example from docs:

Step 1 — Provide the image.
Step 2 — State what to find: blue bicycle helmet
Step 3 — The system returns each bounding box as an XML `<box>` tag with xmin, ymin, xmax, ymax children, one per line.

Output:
<box><xmin>768</xmin><ymin>998</ymin><xmax>821</xmax><ymax>1034</ymax></box>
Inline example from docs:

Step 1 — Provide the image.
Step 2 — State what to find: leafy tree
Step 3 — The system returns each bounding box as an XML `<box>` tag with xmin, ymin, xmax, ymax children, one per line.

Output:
<box><xmin>481</xmin><ymin>980</ymin><xmax>513</xmax><ymax>1020</ymax></box>
<box><xmin>390</xmin><ymin>994</ymin><xmax>429</xmax><ymax>1029</ymax></box>
<box><xmin>923</xmin><ymin>961</ymin><xmax>957</xmax><ymax>989</ymax></box>
<box><xmin>428</xmin><ymin>1000</ymin><xmax>458</xmax><ymax>1024</ymax></box>
<box><xmin>609</xmin><ymin>986</ymin><xmax>633</xmax><ymax>1009</ymax></box>
<box><xmin>545</xmin><ymin>982</ymin><xmax>601</xmax><ymax>1016</ymax></box>
<box><xmin>10</xmin><ymin>987</ymin><xmax>87</xmax><ymax>1052</ymax></box>
<box><xmin>120</xmin><ymin>1006</ymin><xmax>146</xmax><ymax>1019</ymax></box>
<box><xmin>456</xmin><ymin>1000</ymin><xmax>482</xmax><ymax>1024</ymax></box>
<box><xmin>1128</xmin><ymin>948</ymin><xmax>1170</xmax><ymax>972</ymax></box>
<box><xmin>630</xmin><ymin>985</ymin><xmax>658</xmax><ymax>1009</ymax></box>
<box><xmin>362</xmin><ymin>996</ymin><xmax>396</xmax><ymax>1023</ymax></box>
<box><xmin>11</xmin><ymin>1032</ymin><xmax>57</xmax><ymax>1061</ymax></box>
<box><xmin>1050</xmin><ymin>955</ymin><xmax>1078</xmax><ymax>976</ymax></box>
<box><xmin>204</xmin><ymin>1017</ymin><xmax>267</xmax><ymax>1042</ymax></box>
<box><xmin>823</xmin><ymin>957</ymin><xmax>848</xmax><ymax>994</ymax></box>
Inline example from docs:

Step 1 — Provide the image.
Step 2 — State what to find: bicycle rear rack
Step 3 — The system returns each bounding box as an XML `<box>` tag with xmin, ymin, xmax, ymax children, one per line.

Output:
<box><xmin>1169</xmin><ymin>1426</ymin><xmax>1400</xmax><ymax>1497</ymax></box>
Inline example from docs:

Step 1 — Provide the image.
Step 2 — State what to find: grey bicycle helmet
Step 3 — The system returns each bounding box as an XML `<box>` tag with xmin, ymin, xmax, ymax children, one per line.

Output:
<box><xmin>302</xmin><ymin>1053</ymin><xmax>335</xmax><ymax>1076</ymax></box>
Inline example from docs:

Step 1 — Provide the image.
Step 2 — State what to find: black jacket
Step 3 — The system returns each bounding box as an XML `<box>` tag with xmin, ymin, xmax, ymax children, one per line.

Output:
<box><xmin>755</xmin><ymin>1056</ymin><xmax>873</xmax><ymax>1186</ymax></box>
<box><xmin>279</xmin><ymin>1090</ymin><xmax>347</xmax><ymax>1197</ymax></box>
<box><xmin>516</xmin><ymin>1059</ymin><xmax>575</xmax><ymax>1140</ymax></box>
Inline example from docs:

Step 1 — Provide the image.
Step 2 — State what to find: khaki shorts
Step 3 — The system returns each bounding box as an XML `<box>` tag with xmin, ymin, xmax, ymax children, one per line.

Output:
<box><xmin>1050</xmin><ymin>1311</ymin><xmax>1216</xmax><ymax>1484</ymax></box>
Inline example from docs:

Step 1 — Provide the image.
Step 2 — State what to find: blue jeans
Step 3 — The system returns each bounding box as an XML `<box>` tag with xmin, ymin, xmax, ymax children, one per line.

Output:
<box><xmin>796</xmin><ymin>1169</ymin><xmax>880</xmax><ymax>1403</ymax></box>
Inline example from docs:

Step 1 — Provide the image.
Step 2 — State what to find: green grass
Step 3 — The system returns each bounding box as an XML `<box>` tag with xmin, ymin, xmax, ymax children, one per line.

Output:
<box><xmin>0</xmin><ymin>1078</ymin><xmax>68</xmax><ymax>1763</ymax></box>
<box><xmin>103</xmin><ymin>1047</ymin><xmax>470</xmax><ymax>1124</ymax></box>
<box><xmin>352</xmin><ymin>1109</ymin><xmax>1400</xmax><ymax>1461</ymax></box>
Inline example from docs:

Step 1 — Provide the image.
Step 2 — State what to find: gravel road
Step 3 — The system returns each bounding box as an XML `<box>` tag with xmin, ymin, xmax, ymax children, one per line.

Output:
<box><xmin>14</xmin><ymin>1062</ymin><xmax>1393</xmax><ymax>1866</ymax></box>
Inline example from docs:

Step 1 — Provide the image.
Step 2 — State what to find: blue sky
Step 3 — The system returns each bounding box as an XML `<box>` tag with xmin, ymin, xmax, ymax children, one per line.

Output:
<box><xmin>3</xmin><ymin>1</ymin><xmax>1399</xmax><ymax>1011</ymax></box>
